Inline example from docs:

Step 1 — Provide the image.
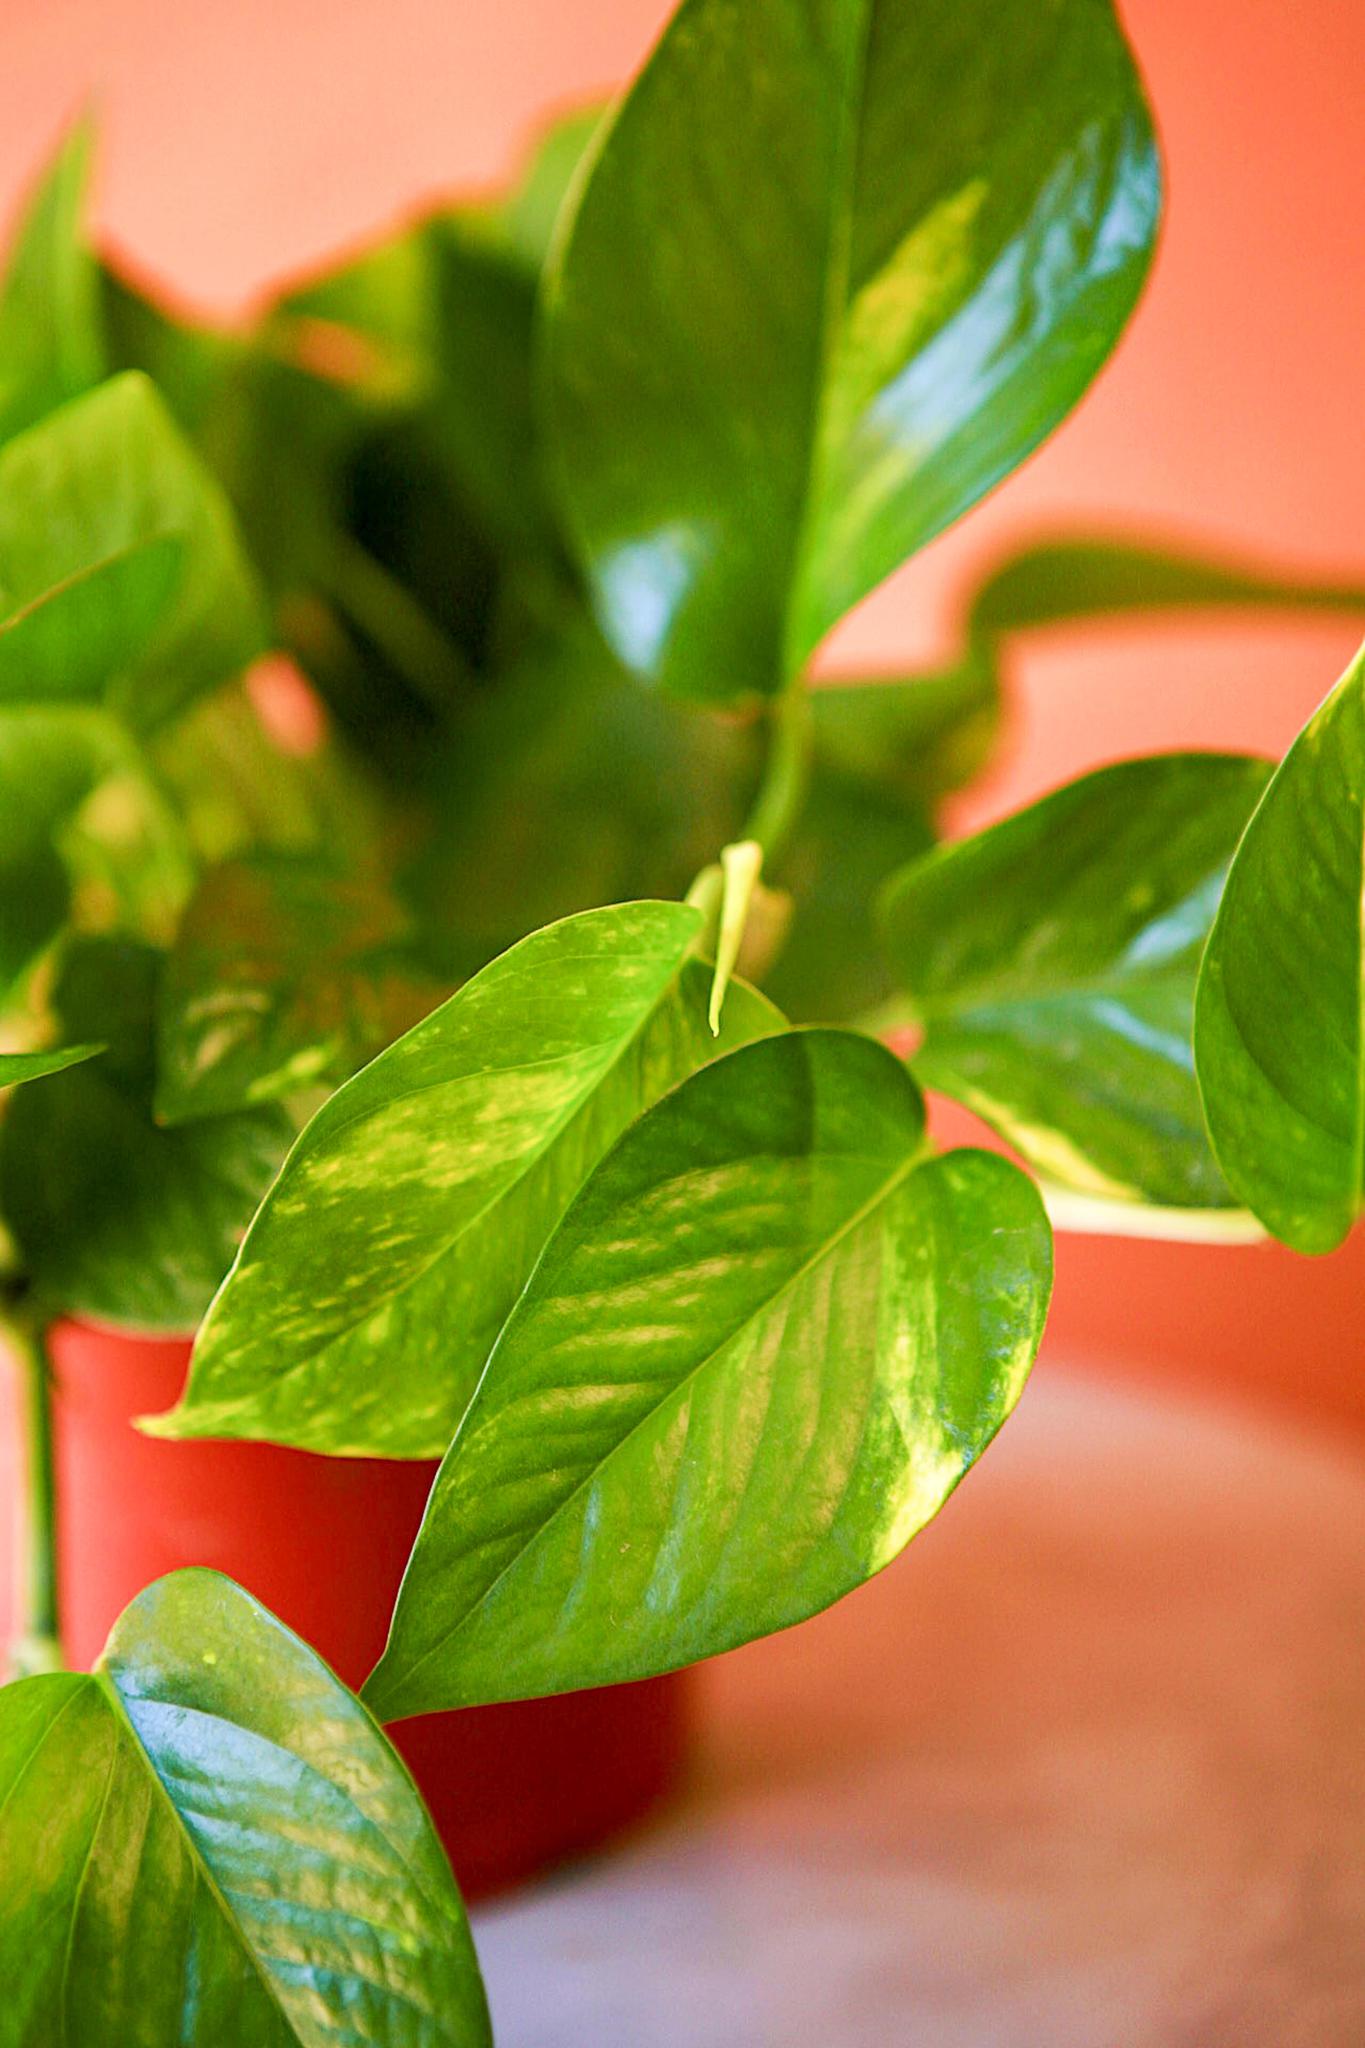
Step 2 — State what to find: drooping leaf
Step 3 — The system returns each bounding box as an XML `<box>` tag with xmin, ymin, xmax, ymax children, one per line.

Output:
<box><xmin>545</xmin><ymin>0</ymin><xmax>1159</xmax><ymax>702</ymax></box>
<box><xmin>0</xmin><ymin>372</ymin><xmax>264</xmax><ymax>729</ymax></box>
<box><xmin>0</xmin><ymin>1042</ymin><xmax>103</xmax><ymax>1086</ymax></box>
<box><xmin>0</xmin><ymin>938</ymin><xmax>289</xmax><ymax>1331</ymax></box>
<box><xmin>157</xmin><ymin>856</ymin><xmax>439</xmax><ymax>1123</ymax></box>
<box><xmin>880</xmin><ymin>754</ymin><xmax>1272</xmax><ymax>1206</ymax></box>
<box><xmin>0</xmin><ymin>119</ymin><xmax>105</xmax><ymax>445</ymax></box>
<box><xmin>970</xmin><ymin>534</ymin><xmax>1365</xmax><ymax>636</ymax></box>
<box><xmin>1195</xmin><ymin>644</ymin><xmax>1365</xmax><ymax>1252</ymax></box>
<box><xmin>150</xmin><ymin>903</ymin><xmax>781</xmax><ymax>1457</ymax></box>
<box><xmin>0</xmin><ymin>1570</ymin><xmax>490</xmax><ymax>2047</ymax></box>
<box><xmin>364</xmin><ymin>1028</ymin><xmax>1050</xmax><ymax>1718</ymax></box>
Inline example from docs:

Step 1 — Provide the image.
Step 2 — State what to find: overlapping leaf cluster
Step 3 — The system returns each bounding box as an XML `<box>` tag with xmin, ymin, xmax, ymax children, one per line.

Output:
<box><xmin>0</xmin><ymin>1</ymin><xmax>1360</xmax><ymax>2040</ymax></box>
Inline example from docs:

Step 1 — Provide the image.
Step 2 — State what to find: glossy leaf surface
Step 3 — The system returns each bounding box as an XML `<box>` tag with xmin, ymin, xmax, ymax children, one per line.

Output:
<box><xmin>0</xmin><ymin>1570</ymin><xmax>489</xmax><ymax>2047</ymax></box>
<box><xmin>0</xmin><ymin>940</ymin><xmax>288</xmax><ymax>1331</ymax></box>
<box><xmin>0</xmin><ymin>120</ymin><xmax>104</xmax><ymax>444</ymax></box>
<box><xmin>0</xmin><ymin>372</ymin><xmax>263</xmax><ymax>728</ymax></box>
<box><xmin>546</xmin><ymin>0</ymin><xmax>1158</xmax><ymax>701</ymax></box>
<box><xmin>366</xmin><ymin>1028</ymin><xmax>1048</xmax><ymax>1717</ymax></box>
<box><xmin>157</xmin><ymin>856</ymin><xmax>437</xmax><ymax>1123</ymax></box>
<box><xmin>1196</xmin><ymin>645</ymin><xmax>1365</xmax><ymax>1252</ymax></box>
<box><xmin>153</xmin><ymin>903</ymin><xmax>780</xmax><ymax>1456</ymax></box>
<box><xmin>881</xmin><ymin>754</ymin><xmax>1271</xmax><ymax>1205</ymax></box>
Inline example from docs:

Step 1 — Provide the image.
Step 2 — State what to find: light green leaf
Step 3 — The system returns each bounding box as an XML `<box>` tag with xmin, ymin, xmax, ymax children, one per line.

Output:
<box><xmin>497</xmin><ymin>103</ymin><xmax>608</xmax><ymax>272</ymax></box>
<box><xmin>0</xmin><ymin>372</ymin><xmax>264</xmax><ymax>729</ymax></box>
<box><xmin>0</xmin><ymin>1042</ymin><xmax>103</xmax><ymax>1087</ymax></box>
<box><xmin>545</xmin><ymin>0</ymin><xmax>1158</xmax><ymax>701</ymax></box>
<box><xmin>881</xmin><ymin>754</ymin><xmax>1272</xmax><ymax>1206</ymax></box>
<box><xmin>364</xmin><ymin>1028</ymin><xmax>1049</xmax><ymax>1718</ymax></box>
<box><xmin>0</xmin><ymin>119</ymin><xmax>105</xmax><ymax>444</ymax></box>
<box><xmin>150</xmin><ymin>903</ymin><xmax>782</xmax><ymax>1457</ymax></box>
<box><xmin>0</xmin><ymin>938</ymin><xmax>288</xmax><ymax>1331</ymax></box>
<box><xmin>157</xmin><ymin>857</ymin><xmax>438</xmax><ymax>1124</ymax></box>
<box><xmin>0</xmin><ymin>1570</ymin><xmax>490</xmax><ymax>2047</ymax></box>
<box><xmin>1195</xmin><ymin>643</ymin><xmax>1365</xmax><ymax>1252</ymax></box>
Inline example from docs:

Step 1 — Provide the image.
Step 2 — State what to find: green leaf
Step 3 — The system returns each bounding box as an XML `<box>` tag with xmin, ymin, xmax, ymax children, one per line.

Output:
<box><xmin>0</xmin><ymin>938</ymin><xmax>289</xmax><ymax>1331</ymax></box>
<box><xmin>0</xmin><ymin>1042</ymin><xmax>103</xmax><ymax>1086</ymax></box>
<box><xmin>157</xmin><ymin>856</ymin><xmax>436</xmax><ymax>1123</ymax></box>
<box><xmin>364</xmin><ymin>1028</ymin><xmax>1050</xmax><ymax>1718</ymax></box>
<box><xmin>0</xmin><ymin>372</ymin><xmax>264</xmax><ymax>729</ymax></box>
<box><xmin>1195</xmin><ymin>644</ymin><xmax>1365</xmax><ymax>1252</ymax></box>
<box><xmin>403</xmin><ymin>602</ymin><xmax>758</xmax><ymax>982</ymax></box>
<box><xmin>880</xmin><ymin>754</ymin><xmax>1272</xmax><ymax>1206</ymax></box>
<box><xmin>969</xmin><ymin>534</ymin><xmax>1365</xmax><ymax>636</ymax></box>
<box><xmin>497</xmin><ymin>103</ymin><xmax>608</xmax><ymax>273</ymax></box>
<box><xmin>150</xmin><ymin>902</ymin><xmax>782</xmax><ymax>1457</ymax></box>
<box><xmin>0</xmin><ymin>707</ymin><xmax>126</xmax><ymax>989</ymax></box>
<box><xmin>0</xmin><ymin>119</ymin><xmax>105</xmax><ymax>445</ymax></box>
<box><xmin>0</xmin><ymin>1570</ymin><xmax>490</xmax><ymax>2047</ymax></box>
<box><xmin>545</xmin><ymin>0</ymin><xmax>1158</xmax><ymax>702</ymax></box>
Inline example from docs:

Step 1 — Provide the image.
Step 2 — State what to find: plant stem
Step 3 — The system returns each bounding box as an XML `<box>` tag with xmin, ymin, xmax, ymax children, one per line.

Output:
<box><xmin>741</xmin><ymin>684</ymin><xmax>812</xmax><ymax>866</ymax></box>
<box><xmin>5</xmin><ymin>1310</ymin><xmax>63</xmax><ymax>1678</ymax></box>
<box><xmin>320</xmin><ymin>534</ymin><xmax>475</xmax><ymax>714</ymax></box>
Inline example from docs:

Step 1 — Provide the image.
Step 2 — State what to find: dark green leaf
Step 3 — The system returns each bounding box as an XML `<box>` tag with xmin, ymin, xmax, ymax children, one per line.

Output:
<box><xmin>970</xmin><ymin>535</ymin><xmax>1365</xmax><ymax>636</ymax></box>
<box><xmin>150</xmin><ymin>902</ymin><xmax>781</xmax><ymax>1456</ymax></box>
<box><xmin>545</xmin><ymin>0</ymin><xmax>1158</xmax><ymax>701</ymax></box>
<box><xmin>364</xmin><ymin>1028</ymin><xmax>1050</xmax><ymax>1717</ymax></box>
<box><xmin>404</xmin><ymin>605</ymin><xmax>757</xmax><ymax>981</ymax></box>
<box><xmin>157</xmin><ymin>856</ymin><xmax>439</xmax><ymax>1123</ymax></box>
<box><xmin>0</xmin><ymin>372</ymin><xmax>264</xmax><ymax>729</ymax></box>
<box><xmin>881</xmin><ymin>754</ymin><xmax>1272</xmax><ymax>1206</ymax></box>
<box><xmin>0</xmin><ymin>120</ymin><xmax>104</xmax><ymax>444</ymax></box>
<box><xmin>0</xmin><ymin>707</ymin><xmax>128</xmax><ymax>989</ymax></box>
<box><xmin>1196</xmin><ymin>643</ymin><xmax>1365</xmax><ymax>1252</ymax></box>
<box><xmin>0</xmin><ymin>939</ymin><xmax>288</xmax><ymax>1330</ymax></box>
<box><xmin>0</xmin><ymin>1042</ymin><xmax>102</xmax><ymax>1086</ymax></box>
<box><xmin>0</xmin><ymin>1569</ymin><xmax>490</xmax><ymax>2047</ymax></box>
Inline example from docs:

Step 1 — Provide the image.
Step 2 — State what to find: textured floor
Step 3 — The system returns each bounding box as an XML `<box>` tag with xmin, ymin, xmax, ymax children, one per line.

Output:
<box><xmin>474</xmin><ymin>1369</ymin><xmax>1365</xmax><ymax>2047</ymax></box>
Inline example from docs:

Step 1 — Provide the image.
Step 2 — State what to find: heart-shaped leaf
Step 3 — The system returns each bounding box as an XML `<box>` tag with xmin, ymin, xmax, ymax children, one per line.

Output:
<box><xmin>151</xmin><ymin>902</ymin><xmax>781</xmax><ymax>1457</ymax></box>
<box><xmin>880</xmin><ymin>754</ymin><xmax>1272</xmax><ymax>1206</ymax></box>
<box><xmin>157</xmin><ymin>856</ymin><xmax>439</xmax><ymax>1124</ymax></box>
<box><xmin>364</xmin><ymin>1028</ymin><xmax>1050</xmax><ymax>1719</ymax></box>
<box><xmin>0</xmin><ymin>939</ymin><xmax>289</xmax><ymax>1331</ymax></box>
<box><xmin>545</xmin><ymin>0</ymin><xmax>1159</xmax><ymax>702</ymax></box>
<box><xmin>0</xmin><ymin>119</ymin><xmax>105</xmax><ymax>445</ymax></box>
<box><xmin>1196</xmin><ymin>644</ymin><xmax>1365</xmax><ymax>1252</ymax></box>
<box><xmin>0</xmin><ymin>1570</ymin><xmax>490</xmax><ymax>2047</ymax></box>
<box><xmin>0</xmin><ymin>371</ymin><xmax>264</xmax><ymax>729</ymax></box>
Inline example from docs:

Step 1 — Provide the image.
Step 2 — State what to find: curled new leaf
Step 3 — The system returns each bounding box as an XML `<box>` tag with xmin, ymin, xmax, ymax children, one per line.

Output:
<box><xmin>546</xmin><ymin>0</ymin><xmax>1159</xmax><ymax>701</ymax></box>
<box><xmin>880</xmin><ymin>754</ymin><xmax>1272</xmax><ymax>1207</ymax></box>
<box><xmin>0</xmin><ymin>1570</ymin><xmax>490</xmax><ymax>2047</ymax></box>
<box><xmin>365</xmin><ymin>1028</ymin><xmax>1050</xmax><ymax>1719</ymax></box>
<box><xmin>1196</xmin><ymin>643</ymin><xmax>1365</xmax><ymax>1252</ymax></box>
<box><xmin>153</xmin><ymin>902</ymin><xmax>781</xmax><ymax>1457</ymax></box>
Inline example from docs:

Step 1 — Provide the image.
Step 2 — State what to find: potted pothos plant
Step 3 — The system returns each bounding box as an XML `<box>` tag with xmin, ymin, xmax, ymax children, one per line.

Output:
<box><xmin>1</xmin><ymin>0</ymin><xmax>1361</xmax><ymax>2037</ymax></box>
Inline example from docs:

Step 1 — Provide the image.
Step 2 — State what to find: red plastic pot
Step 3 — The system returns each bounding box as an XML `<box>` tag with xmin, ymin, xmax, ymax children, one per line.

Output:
<box><xmin>46</xmin><ymin>1319</ymin><xmax>688</xmax><ymax>1900</ymax></box>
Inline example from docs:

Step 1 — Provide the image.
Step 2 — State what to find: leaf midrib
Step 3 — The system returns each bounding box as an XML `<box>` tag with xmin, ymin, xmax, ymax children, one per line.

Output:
<box><xmin>374</xmin><ymin>1127</ymin><xmax>928</xmax><ymax>1709</ymax></box>
<box><xmin>782</xmin><ymin>0</ymin><xmax>876</xmax><ymax>678</ymax></box>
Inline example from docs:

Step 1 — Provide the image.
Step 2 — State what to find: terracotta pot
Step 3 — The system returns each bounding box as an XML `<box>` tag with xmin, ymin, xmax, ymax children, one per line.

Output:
<box><xmin>46</xmin><ymin>1319</ymin><xmax>688</xmax><ymax>1900</ymax></box>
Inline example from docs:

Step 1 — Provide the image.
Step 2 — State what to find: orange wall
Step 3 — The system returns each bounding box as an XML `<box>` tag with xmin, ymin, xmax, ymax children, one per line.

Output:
<box><xmin>2</xmin><ymin>0</ymin><xmax>1363</xmax><ymax>1440</ymax></box>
